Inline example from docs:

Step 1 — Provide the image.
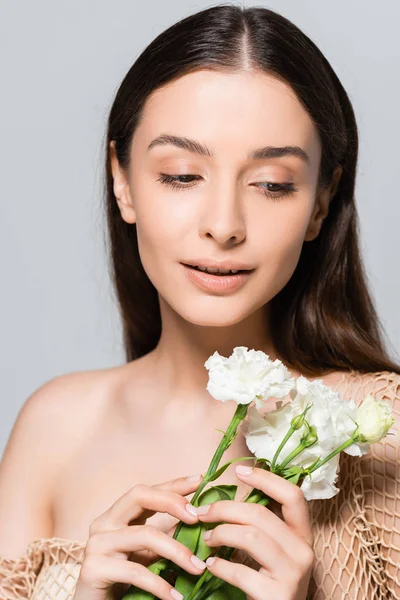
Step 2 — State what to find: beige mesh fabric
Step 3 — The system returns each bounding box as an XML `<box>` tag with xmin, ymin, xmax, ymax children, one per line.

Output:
<box><xmin>0</xmin><ymin>539</ymin><xmax>85</xmax><ymax>599</ymax></box>
<box><xmin>0</xmin><ymin>370</ymin><xmax>399</xmax><ymax>600</ymax></box>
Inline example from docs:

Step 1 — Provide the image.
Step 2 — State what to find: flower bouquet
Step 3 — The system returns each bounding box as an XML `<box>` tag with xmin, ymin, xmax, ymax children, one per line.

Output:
<box><xmin>122</xmin><ymin>347</ymin><xmax>396</xmax><ymax>600</ymax></box>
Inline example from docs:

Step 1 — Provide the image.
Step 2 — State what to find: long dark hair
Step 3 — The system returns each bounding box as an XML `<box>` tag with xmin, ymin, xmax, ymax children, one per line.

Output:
<box><xmin>103</xmin><ymin>3</ymin><xmax>400</xmax><ymax>376</ymax></box>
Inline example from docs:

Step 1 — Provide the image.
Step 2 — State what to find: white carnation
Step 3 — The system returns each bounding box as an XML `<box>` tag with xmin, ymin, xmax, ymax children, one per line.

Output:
<box><xmin>244</xmin><ymin>375</ymin><xmax>372</xmax><ymax>500</ymax></box>
<box><xmin>290</xmin><ymin>377</ymin><xmax>369</xmax><ymax>456</ymax></box>
<box><xmin>204</xmin><ymin>346</ymin><xmax>295</xmax><ymax>406</ymax></box>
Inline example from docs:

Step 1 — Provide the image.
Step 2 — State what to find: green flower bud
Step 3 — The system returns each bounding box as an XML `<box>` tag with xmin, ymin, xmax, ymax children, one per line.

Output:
<box><xmin>301</xmin><ymin>424</ymin><xmax>318</xmax><ymax>448</ymax></box>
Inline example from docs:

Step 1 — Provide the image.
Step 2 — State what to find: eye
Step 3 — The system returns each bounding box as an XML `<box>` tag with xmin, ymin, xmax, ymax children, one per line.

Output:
<box><xmin>156</xmin><ymin>173</ymin><xmax>297</xmax><ymax>200</ymax></box>
<box><xmin>156</xmin><ymin>173</ymin><xmax>201</xmax><ymax>190</ymax></box>
<box><xmin>255</xmin><ymin>181</ymin><xmax>298</xmax><ymax>200</ymax></box>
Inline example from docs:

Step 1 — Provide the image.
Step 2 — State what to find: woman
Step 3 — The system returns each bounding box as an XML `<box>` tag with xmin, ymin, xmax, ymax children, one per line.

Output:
<box><xmin>0</xmin><ymin>3</ymin><xmax>399</xmax><ymax>599</ymax></box>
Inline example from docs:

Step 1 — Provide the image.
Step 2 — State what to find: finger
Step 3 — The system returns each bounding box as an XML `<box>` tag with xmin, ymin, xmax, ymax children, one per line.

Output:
<box><xmin>86</xmin><ymin>524</ymin><xmax>207</xmax><ymax>578</ymax></box>
<box><xmin>235</xmin><ymin>467</ymin><xmax>313</xmax><ymax>547</ymax></box>
<box><xmin>90</xmin><ymin>474</ymin><xmax>203</xmax><ymax>532</ymax></box>
<box><xmin>127</xmin><ymin>547</ymin><xmax>160</xmax><ymax>567</ymax></box>
<box><xmin>204</xmin><ymin>555</ymin><xmax>276</xmax><ymax>600</ymax></box>
<box><xmin>153</xmin><ymin>473</ymin><xmax>204</xmax><ymax>493</ymax></box>
<box><xmin>203</xmin><ymin>523</ymin><xmax>292</xmax><ymax>578</ymax></box>
<box><xmin>79</xmin><ymin>553</ymin><xmax>184</xmax><ymax>600</ymax></box>
<box><xmin>192</xmin><ymin>499</ymin><xmax>309</xmax><ymax>558</ymax></box>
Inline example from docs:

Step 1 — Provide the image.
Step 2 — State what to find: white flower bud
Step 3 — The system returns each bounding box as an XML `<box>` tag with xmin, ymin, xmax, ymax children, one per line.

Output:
<box><xmin>356</xmin><ymin>394</ymin><xmax>395</xmax><ymax>444</ymax></box>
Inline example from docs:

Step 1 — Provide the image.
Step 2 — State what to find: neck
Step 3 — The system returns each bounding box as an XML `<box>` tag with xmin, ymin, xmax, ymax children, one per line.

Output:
<box><xmin>148</xmin><ymin>298</ymin><xmax>280</xmax><ymax>406</ymax></box>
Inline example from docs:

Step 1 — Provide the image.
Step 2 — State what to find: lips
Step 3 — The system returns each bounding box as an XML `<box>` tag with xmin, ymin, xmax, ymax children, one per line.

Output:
<box><xmin>185</xmin><ymin>264</ymin><xmax>247</xmax><ymax>275</ymax></box>
<box><xmin>181</xmin><ymin>259</ymin><xmax>255</xmax><ymax>272</ymax></box>
<box><xmin>182</xmin><ymin>263</ymin><xmax>253</xmax><ymax>293</ymax></box>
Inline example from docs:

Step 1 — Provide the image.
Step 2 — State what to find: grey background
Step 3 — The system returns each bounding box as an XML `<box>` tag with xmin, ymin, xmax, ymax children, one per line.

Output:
<box><xmin>1</xmin><ymin>0</ymin><xmax>399</xmax><ymax>457</ymax></box>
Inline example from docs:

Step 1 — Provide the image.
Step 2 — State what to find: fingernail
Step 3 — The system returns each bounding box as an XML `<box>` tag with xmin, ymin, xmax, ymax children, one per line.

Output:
<box><xmin>206</xmin><ymin>557</ymin><xmax>216</xmax><ymax>567</ymax></box>
<box><xmin>171</xmin><ymin>589</ymin><xmax>183</xmax><ymax>600</ymax></box>
<box><xmin>203</xmin><ymin>530</ymin><xmax>212</xmax><ymax>540</ymax></box>
<box><xmin>187</xmin><ymin>473</ymin><xmax>202</xmax><ymax>481</ymax></box>
<box><xmin>185</xmin><ymin>503</ymin><xmax>198</xmax><ymax>517</ymax></box>
<box><xmin>194</xmin><ymin>504</ymin><xmax>210</xmax><ymax>515</ymax></box>
<box><xmin>190</xmin><ymin>555</ymin><xmax>207</xmax><ymax>570</ymax></box>
<box><xmin>235</xmin><ymin>465</ymin><xmax>254</xmax><ymax>476</ymax></box>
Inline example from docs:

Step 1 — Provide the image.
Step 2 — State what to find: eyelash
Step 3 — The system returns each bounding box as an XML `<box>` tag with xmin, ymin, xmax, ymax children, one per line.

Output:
<box><xmin>156</xmin><ymin>173</ymin><xmax>297</xmax><ymax>200</ymax></box>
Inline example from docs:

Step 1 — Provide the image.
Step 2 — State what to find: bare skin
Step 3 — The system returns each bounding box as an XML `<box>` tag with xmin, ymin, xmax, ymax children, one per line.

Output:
<box><xmin>53</xmin><ymin>358</ymin><xmax>343</xmax><ymax>600</ymax></box>
<box><xmin>51</xmin><ymin>359</ymin><xmax>344</xmax><ymax>545</ymax></box>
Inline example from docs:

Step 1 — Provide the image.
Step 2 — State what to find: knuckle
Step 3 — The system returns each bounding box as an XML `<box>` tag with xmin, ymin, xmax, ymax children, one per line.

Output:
<box><xmin>300</xmin><ymin>545</ymin><xmax>315</xmax><ymax>570</ymax></box>
<box><xmin>130</xmin><ymin>483</ymin><xmax>148</xmax><ymax>499</ymax></box>
<box><xmin>252</xmin><ymin>503</ymin><xmax>267</xmax><ymax>520</ymax></box>
<box><xmin>142</xmin><ymin>524</ymin><xmax>163</xmax><ymax>543</ymax></box>
<box><xmin>128</xmin><ymin>561</ymin><xmax>146</xmax><ymax>581</ymax></box>
<box><xmin>85</xmin><ymin>531</ymin><xmax>107</xmax><ymax>554</ymax></box>
<box><xmin>242</xmin><ymin>526</ymin><xmax>259</xmax><ymax>545</ymax></box>
<box><xmin>229</xmin><ymin>565</ymin><xmax>242</xmax><ymax>587</ymax></box>
<box><xmin>288</xmin><ymin>485</ymin><xmax>306</xmax><ymax>504</ymax></box>
<box><xmin>88</xmin><ymin>517</ymin><xmax>104</xmax><ymax>536</ymax></box>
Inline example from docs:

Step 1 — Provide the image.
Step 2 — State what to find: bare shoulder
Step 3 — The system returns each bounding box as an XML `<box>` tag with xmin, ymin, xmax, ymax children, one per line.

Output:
<box><xmin>0</xmin><ymin>365</ymin><xmax>126</xmax><ymax>557</ymax></box>
<box><xmin>3</xmin><ymin>366</ymin><xmax>122</xmax><ymax>462</ymax></box>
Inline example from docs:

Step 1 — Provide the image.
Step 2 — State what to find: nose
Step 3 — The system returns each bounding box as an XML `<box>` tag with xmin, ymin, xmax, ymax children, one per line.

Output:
<box><xmin>198</xmin><ymin>183</ymin><xmax>246</xmax><ymax>246</ymax></box>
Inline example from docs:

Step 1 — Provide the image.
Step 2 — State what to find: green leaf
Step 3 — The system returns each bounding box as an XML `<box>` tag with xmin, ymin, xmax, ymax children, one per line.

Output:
<box><xmin>219</xmin><ymin>582</ymin><xmax>246</xmax><ymax>599</ymax></box>
<box><xmin>196</xmin><ymin>523</ymin><xmax>218</xmax><ymax>562</ymax></box>
<box><xmin>173</xmin><ymin>522</ymin><xmax>203</xmax><ymax>596</ymax></box>
<box><xmin>175</xmin><ymin>521</ymin><xmax>203</xmax><ymax>553</ymax></box>
<box><xmin>121</xmin><ymin>589</ymin><xmax>155</xmax><ymax>600</ymax></box>
<box><xmin>121</xmin><ymin>559</ymin><xmax>168</xmax><ymax>598</ymax></box>
<box><xmin>174</xmin><ymin>570</ymin><xmax>201</xmax><ymax>597</ymax></box>
<box><xmin>176</xmin><ymin>486</ymin><xmax>239</xmax><ymax>597</ymax></box>
<box><xmin>285</xmin><ymin>471</ymin><xmax>303</xmax><ymax>485</ymax></box>
<box><xmin>206</xmin><ymin>456</ymin><xmax>256</xmax><ymax>483</ymax></box>
<box><xmin>192</xmin><ymin>579</ymin><xmax>246</xmax><ymax>600</ymax></box>
<box><xmin>203</xmin><ymin>590</ymin><xmax>230</xmax><ymax>600</ymax></box>
<box><xmin>197</xmin><ymin>484</ymin><xmax>237</xmax><ymax>504</ymax></box>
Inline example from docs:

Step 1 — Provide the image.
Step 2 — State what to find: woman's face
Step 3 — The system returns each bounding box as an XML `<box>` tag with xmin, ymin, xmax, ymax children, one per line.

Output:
<box><xmin>111</xmin><ymin>69</ymin><xmax>335</xmax><ymax>327</ymax></box>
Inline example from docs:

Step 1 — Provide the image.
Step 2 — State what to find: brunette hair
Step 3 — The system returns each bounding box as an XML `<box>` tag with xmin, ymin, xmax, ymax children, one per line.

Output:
<box><xmin>104</xmin><ymin>3</ymin><xmax>400</xmax><ymax>376</ymax></box>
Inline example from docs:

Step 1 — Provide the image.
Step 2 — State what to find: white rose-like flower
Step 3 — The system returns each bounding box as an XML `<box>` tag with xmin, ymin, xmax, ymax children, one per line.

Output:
<box><xmin>204</xmin><ymin>346</ymin><xmax>295</xmax><ymax>407</ymax></box>
<box><xmin>356</xmin><ymin>394</ymin><xmax>395</xmax><ymax>443</ymax></box>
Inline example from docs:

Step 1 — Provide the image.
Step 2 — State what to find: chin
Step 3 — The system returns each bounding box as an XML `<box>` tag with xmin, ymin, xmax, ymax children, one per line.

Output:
<box><xmin>176</xmin><ymin>300</ymin><xmax>259</xmax><ymax>328</ymax></box>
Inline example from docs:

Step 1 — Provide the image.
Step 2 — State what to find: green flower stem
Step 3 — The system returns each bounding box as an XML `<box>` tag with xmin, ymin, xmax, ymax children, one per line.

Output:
<box><xmin>140</xmin><ymin>401</ymin><xmax>250</xmax><ymax>595</ymax></box>
<box><xmin>270</xmin><ymin>427</ymin><xmax>296</xmax><ymax>472</ymax></box>
<box><xmin>276</xmin><ymin>441</ymin><xmax>308</xmax><ymax>471</ymax></box>
<box><xmin>186</xmin><ymin>493</ymin><xmax>272</xmax><ymax>600</ymax></box>
<box><xmin>306</xmin><ymin>436</ymin><xmax>357</xmax><ymax>473</ymax></box>
<box><xmin>172</xmin><ymin>402</ymin><xmax>250</xmax><ymax>544</ymax></box>
<box><xmin>271</xmin><ymin>404</ymin><xmax>313</xmax><ymax>472</ymax></box>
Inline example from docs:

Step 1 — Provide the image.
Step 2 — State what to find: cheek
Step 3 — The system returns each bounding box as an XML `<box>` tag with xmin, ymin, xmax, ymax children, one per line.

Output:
<box><xmin>133</xmin><ymin>193</ymin><xmax>185</xmax><ymax>285</ymax></box>
<box><xmin>253</xmin><ymin>204</ymin><xmax>311</xmax><ymax>289</ymax></box>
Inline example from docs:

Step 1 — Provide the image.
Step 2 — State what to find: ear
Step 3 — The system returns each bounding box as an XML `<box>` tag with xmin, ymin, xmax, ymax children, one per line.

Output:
<box><xmin>109</xmin><ymin>140</ymin><xmax>137</xmax><ymax>224</ymax></box>
<box><xmin>304</xmin><ymin>165</ymin><xmax>343</xmax><ymax>242</ymax></box>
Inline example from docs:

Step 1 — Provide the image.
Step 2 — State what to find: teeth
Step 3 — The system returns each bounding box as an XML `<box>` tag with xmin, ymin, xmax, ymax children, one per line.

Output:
<box><xmin>195</xmin><ymin>266</ymin><xmax>239</xmax><ymax>274</ymax></box>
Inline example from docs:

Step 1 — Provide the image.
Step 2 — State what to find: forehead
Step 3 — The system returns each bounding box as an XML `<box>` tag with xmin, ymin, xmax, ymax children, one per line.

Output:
<box><xmin>134</xmin><ymin>69</ymin><xmax>321</xmax><ymax>166</ymax></box>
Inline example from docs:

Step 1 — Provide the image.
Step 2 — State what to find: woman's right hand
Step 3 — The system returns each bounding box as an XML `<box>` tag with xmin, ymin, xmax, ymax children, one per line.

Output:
<box><xmin>73</xmin><ymin>473</ymin><xmax>207</xmax><ymax>600</ymax></box>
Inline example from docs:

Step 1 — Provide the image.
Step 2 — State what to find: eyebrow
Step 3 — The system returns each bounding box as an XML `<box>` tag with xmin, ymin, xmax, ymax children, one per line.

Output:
<box><xmin>147</xmin><ymin>134</ymin><xmax>310</xmax><ymax>164</ymax></box>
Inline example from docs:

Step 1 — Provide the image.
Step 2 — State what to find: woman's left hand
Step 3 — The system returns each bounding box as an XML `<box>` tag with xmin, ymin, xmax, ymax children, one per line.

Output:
<box><xmin>191</xmin><ymin>465</ymin><xmax>315</xmax><ymax>600</ymax></box>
